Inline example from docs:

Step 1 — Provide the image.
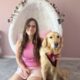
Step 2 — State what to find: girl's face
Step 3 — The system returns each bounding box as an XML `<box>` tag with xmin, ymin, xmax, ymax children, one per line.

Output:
<box><xmin>26</xmin><ymin>20</ymin><xmax>36</xmax><ymax>37</ymax></box>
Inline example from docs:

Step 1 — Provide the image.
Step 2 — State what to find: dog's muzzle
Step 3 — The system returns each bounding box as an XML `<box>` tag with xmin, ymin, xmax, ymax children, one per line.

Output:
<box><xmin>51</xmin><ymin>42</ymin><xmax>59</xmax><ymax>49</ymax></box>
<box><xmin>55</xmin><ymin>42</ymin><xmax>59</xmax><ymax>48</ymax></box>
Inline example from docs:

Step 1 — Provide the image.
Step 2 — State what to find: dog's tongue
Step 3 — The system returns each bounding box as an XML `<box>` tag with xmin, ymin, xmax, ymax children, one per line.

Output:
<box><xmin>46</xmin><ymin>53</ymin><xmax>59</xmax><ymax>67</ymax></box>
<box><xmin>48</xmin><ymin>53</ymin><xmax>58</xmax><ymax>62</ymax></box>
<box><xmin>46</xmin><ymin>53</ymin><xmax>58</xmax><ymax>67</ymax></box>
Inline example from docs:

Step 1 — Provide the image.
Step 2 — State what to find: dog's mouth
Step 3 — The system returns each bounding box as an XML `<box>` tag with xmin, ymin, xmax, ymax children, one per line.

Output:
<box><xmin>46</xmin><ymin>53</ymin><xmax>59</xmax><ymax>67</ymax></box>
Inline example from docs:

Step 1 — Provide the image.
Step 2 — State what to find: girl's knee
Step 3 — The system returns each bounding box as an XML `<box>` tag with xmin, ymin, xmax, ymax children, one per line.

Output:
<box><xmin>27</xmin><ymin>77</ymin><xmax>42</xmax><ymax>80</ymax></box>
<box><xmin>9</xmin><ymin>73</ymin><xmax>23</xmax><ymax>80</ymax></box>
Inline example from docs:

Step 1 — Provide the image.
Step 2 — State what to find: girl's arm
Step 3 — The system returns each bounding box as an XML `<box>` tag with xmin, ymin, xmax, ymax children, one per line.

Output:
<box><xmin>15</xmin><ymin>40</ymin><xmax>30</xmax><ymax>73</ymax></box>
<box><xmin>15</xmin><ymin>40</ymin><xmax>26</xmax><ymax>68</ymax></box>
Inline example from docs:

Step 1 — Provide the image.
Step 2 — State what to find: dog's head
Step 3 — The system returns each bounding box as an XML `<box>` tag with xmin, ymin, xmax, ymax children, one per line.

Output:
<box><xmin>42</xmin><ymin>31</ymin><xmax>63</xmax><ymax>54</ymax></box>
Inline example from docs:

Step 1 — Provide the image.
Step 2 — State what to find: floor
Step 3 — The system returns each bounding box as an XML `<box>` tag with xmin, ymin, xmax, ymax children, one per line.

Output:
<box><xmin>0</xmin><ymin>58</ymin><xmax>80</xmax><ymax>80</ymax></box>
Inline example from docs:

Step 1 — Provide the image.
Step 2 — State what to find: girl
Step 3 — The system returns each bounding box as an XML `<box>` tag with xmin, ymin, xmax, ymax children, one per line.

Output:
<box><xmin>9</xmin><ymin>18</ymin><xmax>42</xmax><ymax>80</ymax></box>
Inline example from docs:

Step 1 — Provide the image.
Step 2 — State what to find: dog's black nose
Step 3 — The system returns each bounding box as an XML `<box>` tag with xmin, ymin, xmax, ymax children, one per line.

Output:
<box><xmin>55</xmin><ymin>43</ymin><xmax>58</xmax><ymax>48</ymax></box>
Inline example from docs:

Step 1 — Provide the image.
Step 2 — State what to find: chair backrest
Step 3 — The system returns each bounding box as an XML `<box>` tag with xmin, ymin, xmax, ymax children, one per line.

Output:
<box><xmin>8</xmin><ymin>0</ymin><xmax>63</xmax><ymax>53</ymax></box>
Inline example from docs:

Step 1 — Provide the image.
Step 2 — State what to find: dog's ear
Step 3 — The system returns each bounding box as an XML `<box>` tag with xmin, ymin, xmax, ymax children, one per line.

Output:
<box><xmin>42</xmin><ymin>38</ymin><xmax>47</xmax><ymax>47</ymax></box>
<box><xmin>58</xmin><ymin>37</ymin><xmax>63</xmax><ymax>53</ymax></box>
<box><xmin>60</xmin><ymin>37</ymin><xmax>63</xmax><ymax>48</ymax></box>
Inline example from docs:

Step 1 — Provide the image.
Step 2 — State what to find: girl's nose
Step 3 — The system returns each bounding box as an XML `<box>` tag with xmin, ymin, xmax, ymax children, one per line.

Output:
<box><xmin>29</xmin><ymin>26</ymin><xmax>33</xmax><ymax>30</ymax></box>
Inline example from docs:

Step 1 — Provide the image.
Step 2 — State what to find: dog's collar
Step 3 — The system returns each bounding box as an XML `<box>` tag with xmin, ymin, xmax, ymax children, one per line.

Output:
<box><xmin>46</xmin><ymin>53</ymin><xmax>59</xmax><ymax>67</ymax></box>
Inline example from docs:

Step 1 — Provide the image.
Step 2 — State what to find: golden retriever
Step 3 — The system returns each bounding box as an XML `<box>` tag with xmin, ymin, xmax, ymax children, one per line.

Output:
<box><xmin>40</xmin><ymin>31</ymin><xmax>67</xmax><ymax>80</ymax></box>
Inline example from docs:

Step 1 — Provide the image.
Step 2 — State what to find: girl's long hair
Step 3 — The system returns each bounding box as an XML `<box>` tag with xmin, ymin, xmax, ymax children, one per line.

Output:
<box><xmin>19</xmin><ymin>18</ymin><xmax>42</xmax><ymax>63</ymax></box>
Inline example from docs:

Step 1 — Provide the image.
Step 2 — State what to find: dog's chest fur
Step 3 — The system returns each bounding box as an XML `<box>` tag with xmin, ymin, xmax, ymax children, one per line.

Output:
<box><xmin>40</xmin><ymin>48</ymin><xmax>57</xmax><ymax>80</ymax></box>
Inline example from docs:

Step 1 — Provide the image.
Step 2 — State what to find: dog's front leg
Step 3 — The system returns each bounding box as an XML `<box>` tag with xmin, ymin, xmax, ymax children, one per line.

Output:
<box><xmin>41</xmin><ymin>68</ymin><xmax>47</xmax><ymax>80</ymax></box>
<box><xmin>41</xmin><ymin>70</ymin><xmax>47</xmax><ymax>80</ymax></box>
<box><xmin>53</xmin><ymin>72</ymin><xmax>57</xmax><ymax>80</ymax></box>
<box><xmin>53</xmin><ymin>69</ymin><xmax>57</xmax><ymax>80</ymax></box>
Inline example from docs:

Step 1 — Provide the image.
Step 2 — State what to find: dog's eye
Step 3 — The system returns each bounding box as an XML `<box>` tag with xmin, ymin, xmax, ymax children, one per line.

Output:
<box><xmin>50</xmin><ymin>36</ymin><xmax>53</xmax><ymax>39</ymax></box>
<box><xmin>57</xmin><ymin>35</ymin><xmax>59</xmax><ymax>38</ymax></box>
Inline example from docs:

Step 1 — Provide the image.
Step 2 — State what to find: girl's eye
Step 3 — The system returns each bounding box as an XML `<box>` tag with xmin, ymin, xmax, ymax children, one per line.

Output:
<box><xmin>27</xmin><ymin>25</ymin><xmax>30</xmax><ymax>27</ymax></box>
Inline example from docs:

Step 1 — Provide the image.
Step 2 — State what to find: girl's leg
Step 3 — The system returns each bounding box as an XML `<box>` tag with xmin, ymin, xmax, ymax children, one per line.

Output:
<box><xmin>27</xmin><ymin>67</ymin><xmax>42</xmax><ymax>80</ymax></box>
<box><xmin>10</xmin><ymin>67</ymin><xmax>29</xmax><ymax>80</ymax></box>
<box><xmin>27</xmin><ymin>76</ymin><xmax>42</xmax><ymax>80</ymax></box>
<box><xmin>9</xmin><ymin>73</ymin><xmax>24</xmax><ymax>80</ymax></box>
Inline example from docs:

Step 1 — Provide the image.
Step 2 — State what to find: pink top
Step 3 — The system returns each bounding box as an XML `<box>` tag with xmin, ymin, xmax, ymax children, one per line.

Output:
<box><xmin>22</xmin><ymin>42</ymin><xmax>40</xmax><ymax>69</ymax></box>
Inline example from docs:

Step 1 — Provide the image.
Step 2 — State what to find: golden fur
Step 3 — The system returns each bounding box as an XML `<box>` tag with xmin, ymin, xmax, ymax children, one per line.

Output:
<box><xmin>40</xmin><ymin>31</ymin><xmax>68</xmax><ymax>80</ymax></box>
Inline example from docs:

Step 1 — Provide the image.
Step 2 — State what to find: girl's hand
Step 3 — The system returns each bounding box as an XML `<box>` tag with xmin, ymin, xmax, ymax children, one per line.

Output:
<box><xmin>21</xmin><ymin>66</ymin><xmax>31</xmax><ymax>74</ymax></box>
<box><xmin>20</xmin><ymin>67</ymin><xmax>31</xmax><ymax>78</ymax></box>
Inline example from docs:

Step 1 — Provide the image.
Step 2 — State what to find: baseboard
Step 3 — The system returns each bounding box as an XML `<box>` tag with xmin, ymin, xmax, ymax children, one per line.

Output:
<box><xmin>60</xmin><ymin>57</ymin><xmax>80</xmax><ymax>60</ymax></box>
<box><xmin>2</xmin><ymin>55</ymin><xmax>15</xmax><ymax>58</ymax></box>
<box><xmin>2</xmin><ymin>55</ymin><xmax>80</xmax><ymax>60</ymax></box>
